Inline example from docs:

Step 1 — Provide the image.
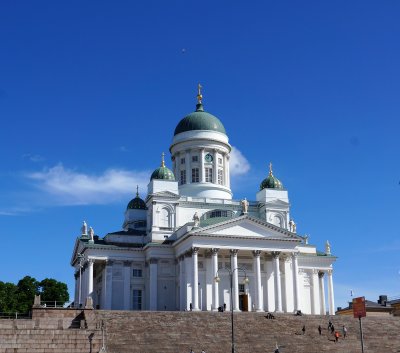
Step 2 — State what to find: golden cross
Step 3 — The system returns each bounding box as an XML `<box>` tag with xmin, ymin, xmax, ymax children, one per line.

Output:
<box><xmin>197</xmin><ymin>83</ymin><xmax>203</xmax><ymax>103</ymax></box>
<box><xmin>269</xmin><ymin>162</ymin><xmax>273</xmax><ymax>175</ymax></box>
<box><xmin>161</xmin><ymin>152</ymin><xmax>165</xmax><ymax>167</ymax></box>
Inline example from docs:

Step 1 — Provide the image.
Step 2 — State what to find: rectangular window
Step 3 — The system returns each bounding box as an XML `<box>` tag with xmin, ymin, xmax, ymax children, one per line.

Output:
<box><xmin>180</xmin><ymin>170</ymin><xmax>186</xmax><ymax>184</ymax></box>
<box><xmin>132</xmin><ymin>289</ymin><xmax>142</xmax><ymax>310</ymax></box>
<box><xmin>132</xmin><ymin>269</ymin><xmax>142</xmax><ymax>277</ymax></box>
<box><xmin>180</xmin><ymin>158</ymin><xmax>185</xmax><ymax>164</ymax></box>
<box><xmin>205</xmin><ymin>168</ymin><xmax>213</xmax><ymax>183</ymax></box>
<box><xmin>218</xmin><ymin>157</ymin><xmax>223</xmax><ymax>165</ymax></box>
<box><xmin>218</xmin><ymin>169</ymin><xmax>223</xmax><ymax>185</ymax></box>
<box><xmin>192</xmin><ymin>168</ymin><xmax>199</xmax><ymax>183</ymax></box>
<box><xmin>192</xmin><ymin>155</ymin><xmax>198</xmax><ymax>162</ymax></box>
<box><xmin>239</xmin><ymin>284</ymin><xmax>245</xmax><ymax>293</ymax></box>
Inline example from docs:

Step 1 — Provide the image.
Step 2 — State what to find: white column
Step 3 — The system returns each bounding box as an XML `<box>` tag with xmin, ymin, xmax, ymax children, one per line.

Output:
<box><xmin>211</xmin><ymin>248</ymin><xmax>219</xmax><ymax>311</ymax></box>
<box><xmin>179</xmin><ymin>256</ymin><xmax>185</xmax><ymax>311</ymax></box>
<box><xmin>213</xmin><ymin>149</ymin><xmax>218</xmax><ymax>184</ymax></box>
<box><xmin>327</xmin><ymin>269</ymin><xmax>335</xmax><ymax>315</ymax></box>
<box><xmin>185</xmin><ymin>151</ymin><xmax>191</xmax><ymax>184</ymax></box>
<box><xmin>226</xmin><ymin>155</ymin><xmax>230</xmax><ymax>188</ymax></box>
<box><xmin>101</xmin><ymin>264</ymin><xmax>107</xmax><ymax>309</ymax></box>
<box><xmin>87</xmin><ymin>259</ymin><xmax>94</xmax><ymax>298</ymax></box>
<box><xmin>105</xmin><ymin>260</ymin><xmax>113</xmax><ymax>310</ymax></box>
<box><xmin>192</xmin><ymin>248</ymin><xmax>200</xmax><ymax>311</ymax></box>
<box><xmin>149</xmin><ymin>259</ymin><xmax>158</xmax><ymax>311</ymax></box>
<box><xmin>292</xmin><ymin>253</ymin><xmax>300</xmax><ymax>312</ymax></box>
<box><xmin>123</xmin><ymin>261</ymin><xmax>131</xmax><ymax>310</ymax></box>
<box><xmin>223</xmin><ymin>154</ymin><xmax>228</xmax><ymax>187</ymax></box>
<box><xmin>319</xmin><ymin>271</ymin><xmax>326</xmax><ymax>315</ymax></box>
<box><xmin>272</xmin><ymin>252</ymin><xmax>282</xmax><ymax>312</ymax></box>
<box><xmin>311</xmin><ymin>269</ymin><xmax>319</xmax><ymax>314</ymax></box>
<box><xmin>230</xmin><ymin>249</ymin><xmax>239</xmax><ymax>311</ymax></box>
<box><xmin>253</xmin><ymin>250</ymin><xmax>263</xmax><ymax>312</ymax></box>
<box><xmin>185</xmin><ymin>252</ymin><xmax>192</xmax><ymax>310</ymax></box>
<box><xmin>200</xmin><ymin>149</ymin><xmax>205</xmax><ymax>183</ymax></box>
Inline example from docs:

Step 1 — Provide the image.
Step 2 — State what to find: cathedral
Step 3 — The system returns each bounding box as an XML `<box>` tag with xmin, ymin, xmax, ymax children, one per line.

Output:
<box><xmin>71</xmin><ymin>87</ymin><xmax>336</xmax><ymax>315</ymax></box>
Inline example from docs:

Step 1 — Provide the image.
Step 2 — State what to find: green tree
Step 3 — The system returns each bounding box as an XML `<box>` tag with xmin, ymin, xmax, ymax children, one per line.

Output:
<box><xmin>0</xmin><ymin>281</ymin><xmax>18</xmax><ymax>313</ymax></box>
<box><xmin>15</xmin><ymin>276</ymin><xmax>40</xmax><ymax>313</ymax></box>
<box><xmin>39</xmin><ymin>278</ymin><xmax>69</xmax><ymax>305</ymax></box>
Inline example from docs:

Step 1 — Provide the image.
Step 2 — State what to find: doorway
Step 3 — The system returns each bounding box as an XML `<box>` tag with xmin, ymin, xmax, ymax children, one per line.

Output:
<box><xmin>239</xmin><ymin>294</ymin><xmax>248</xmax><ymax>312</ymax></box>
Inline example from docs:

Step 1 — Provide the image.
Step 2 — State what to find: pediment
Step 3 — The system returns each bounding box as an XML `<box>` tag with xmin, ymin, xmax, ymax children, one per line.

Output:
<box><xmin>264</xmin><ymin>199</ymin><xmax>290</xmax><ymax>206</ymax></box>
<box><xmin>191</xmin><ymin>215</ymin><xmax>300</xmax><ymax>241</ymax></box>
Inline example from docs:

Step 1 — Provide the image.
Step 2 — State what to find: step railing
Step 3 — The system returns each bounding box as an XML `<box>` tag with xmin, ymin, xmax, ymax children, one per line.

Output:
<box><xmin>0</xmin><ymin>311</ymin><xmax>32</xmax><ymax>319</ymax></box>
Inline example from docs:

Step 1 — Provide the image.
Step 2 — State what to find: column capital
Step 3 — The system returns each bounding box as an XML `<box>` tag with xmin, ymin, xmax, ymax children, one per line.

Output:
<box><xmin>211</xmin><ymin>248</ymin><xmax>220</xmax><ymax>254</ymax></box>
<box><xmin>192</xmin><ymin>247</ymin><xmax>199</xmax><ymax>254</ymax></box>
<box><xmin>272</xmin><ymin>251</ymin><xmax>281</xmax><ymax>259</ymax></box>
<box><xmin>252</xmin><ymin>250</ymin><xmax>261</xmax><ymax>257</ymax></box>
<box><xmin>123</xmin><ymin>261</ymin><xmax>131</xmax><ymax>267</ymax></box>
<box><xmin>327</xmin><ymin>269</ymin><xmax>333</xmax><ymax>275</ymax></box>
<box><xmin>178</xmin><ymin>255</ymin><xmax>185</xmax><ymax>262</ymax></box>
<box><xmin>87</xmin><ymin>258</ymin><xmax>95</xmax><ymax>265</ymax></box>
<box><xmin>291</xmin><ymin>252</ymin><xmax>299</xmax><ymax>258</ymax></box>
<box><xmin>230</xmin><ymin>249</ymin><xmax>238</xmax><ymax>256</ymax></box>
<box><xmin>105</xmin><ymin>259</ymin><xmax>114</xmax><ymax>266</ymax></box>
<box><xmin>318</xmin><ymin>271</ymin><xmax>325</xmax><ymax>278</ymax></box>
<box><xmin>149</xmin><ymin>258</ymin><xmax>158</xmax><ymax>265</ymax></box>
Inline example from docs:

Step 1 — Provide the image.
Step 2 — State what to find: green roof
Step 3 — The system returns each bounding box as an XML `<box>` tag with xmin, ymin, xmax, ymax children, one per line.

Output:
<box><xmin>127</xmin><ymin>196</ymin><xmax>146</xmax><ymax>210</ymax></box>
<box><xmin>174</xmin><ymin>103</ymin><xmax>226</xmax><ymax>136</ymax></box>
<box><xmin>260</xmin><ymin>163</ymin><xmax>284</xmax><ymax>190</ymax></box>
<box><xmin>150</xmin><ymin>166</ymin><xmax>175</xmax><ymax>181</ymax></box>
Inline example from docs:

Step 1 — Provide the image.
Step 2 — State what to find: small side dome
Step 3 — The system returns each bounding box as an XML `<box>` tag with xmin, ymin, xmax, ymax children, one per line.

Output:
<box><xmin>260</xmin><ymin>163</ymin><xmax>284</xmax><ymax>190</ymax></box>
<box><xmin>127</xmin><ymin>186</ymin><xmax>146</xmax><ymax>210</ymax></box>
<box><xmin>150</xmin><ymin>153</ymin><xmax>175</xmax><ymax>181</ymax></box>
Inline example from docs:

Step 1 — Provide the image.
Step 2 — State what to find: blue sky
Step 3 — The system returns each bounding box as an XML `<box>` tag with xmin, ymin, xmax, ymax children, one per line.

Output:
<box><xmin>1</xmin><ymin>1</ymin><xmax>399</xmax><ymax>309</ymax></box>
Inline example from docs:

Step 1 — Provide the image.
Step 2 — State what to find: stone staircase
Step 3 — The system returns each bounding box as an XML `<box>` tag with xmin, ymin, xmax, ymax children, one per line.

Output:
<box><xmin>1</xmin><ymin>309</ymin><xmax>400</xmax><ymax>353</ymax></box>
<box><xmin>0</xmin><ymin>309</ymin><xmax>102</xmax><ymax>353</ymax></box>
<box><xmin>93</xmin><ymin>311</ymin><xmax>400</xmax><ymax>353</ymax></box>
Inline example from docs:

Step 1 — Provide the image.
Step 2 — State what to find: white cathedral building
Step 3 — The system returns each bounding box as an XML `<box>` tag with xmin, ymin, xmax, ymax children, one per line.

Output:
<box><xmin>71</xmin><ymin>87</ymin><xmax>336</xmax><ymax>315</ymax></box>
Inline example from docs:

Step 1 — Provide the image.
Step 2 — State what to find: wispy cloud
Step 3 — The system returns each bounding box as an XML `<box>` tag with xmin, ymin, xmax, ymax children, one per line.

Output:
<box><xmin>230</xmin><ymin>146</ymin><xmax>250</xmax><ymax>176</ymax></box>
<box><xmin>22</xmin><ymin>153</ymin><xmax>45</xmax><ymax>162</ymax></box>
<box><xmin>26</xmin><ymin>164</ymin><xmax>150</xmax><ymax>206</ymax></box>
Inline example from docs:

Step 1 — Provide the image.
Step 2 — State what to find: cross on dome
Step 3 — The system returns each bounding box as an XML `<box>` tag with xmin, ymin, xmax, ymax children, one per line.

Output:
<box><xmin>197</xmin><ymin>83</ymin><xmax>203</xmax><ymax>104</ymax></box>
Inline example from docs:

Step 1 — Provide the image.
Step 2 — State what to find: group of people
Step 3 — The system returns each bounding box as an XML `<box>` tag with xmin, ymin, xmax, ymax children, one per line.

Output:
<box><xmin>189</xmin><ymin>350</ymin><xmax>205</xmax><ymax>353</ymax></box>
<box><xmin>301</xmin><ymin>320</ymin><xmax>347</xmax><ymax>343</ymax></box>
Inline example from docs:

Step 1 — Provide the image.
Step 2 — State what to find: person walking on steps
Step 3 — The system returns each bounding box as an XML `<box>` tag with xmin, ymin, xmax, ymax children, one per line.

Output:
<box><xmin>342</xmin><ymin>325</ymin><xmax>347</xmax><ymax>339</ymax></box>
<box><xmin>318</xmin><ymin>325</ymin><xmax>322</xmax><ymax>335</ymax></box>
<box><xmin>274</xmin><ymin>342</ymin><xmax>280</xmax><ymax>353</ymax></box>
<box><xmin>302</xmin><ymin>325</ymin><xmax>306</xmax><ymax>335</ymax></box>
<box><xmin>334</xmin><ymin>331</ymin><xmax>339</xmax><ymax>343</ymax></box>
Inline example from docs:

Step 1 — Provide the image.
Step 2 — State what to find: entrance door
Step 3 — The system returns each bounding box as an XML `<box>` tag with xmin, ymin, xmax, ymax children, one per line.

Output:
<box><xmin>239</xmin><ymin>294</ymin><xmax>249</xmax><ymax>312</ymax></box>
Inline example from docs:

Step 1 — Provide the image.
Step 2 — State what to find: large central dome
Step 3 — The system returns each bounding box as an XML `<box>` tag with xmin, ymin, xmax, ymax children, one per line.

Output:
<box><xmin>174</xmin><ymin>103</ymin><xmax>226</xmax><ymax>136</ymax></box>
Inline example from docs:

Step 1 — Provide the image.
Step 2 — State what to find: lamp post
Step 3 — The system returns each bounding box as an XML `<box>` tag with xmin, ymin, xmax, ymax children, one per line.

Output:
<box><xmin>77</xmin><ymin>253</ymin><xmax>85</xmax><ymax>308</ymax></box>
<box><xmin>214</xmin><ymin>267</ymin><xmax>249</xmax><ymax>353</ymax></box>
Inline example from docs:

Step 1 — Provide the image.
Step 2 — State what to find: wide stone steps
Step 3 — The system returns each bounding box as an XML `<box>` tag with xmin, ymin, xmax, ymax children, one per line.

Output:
<box><xmin>94</xmin><ymin>311</ymin><xmax>400</xmax><ymax>353</ymax></box>
<box><xmin>1</xmin><ymin>310</ymin><xmax>400</xmax><ymax>353</ymax></box>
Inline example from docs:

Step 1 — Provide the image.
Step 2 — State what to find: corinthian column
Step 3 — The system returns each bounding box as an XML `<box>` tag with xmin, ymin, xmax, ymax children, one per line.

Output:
<box><xmin>327</xmin><ymin>269</ymin><xmax>335</xmax><ymax>315</ymax></box>
<box><xmin>87</xmin><ymin>259</ymin><xmax>94</xmax><ymax>298</ymax></box>
<box><xmin>149</xmin><ymin>259</ymin><xmax>158</xmax><ymax>311</ymax></box>
<box><xmin>211</xmin><ymin>248</ymin><xmax>219</xmax><ymax>311</ymax></box>
<box><xmin>253</xmin><ymin>250</ymin><xmax>263</xmax><ymax>312</ymax></box>
<box><xmin>230</xmin><ymin>249</ymin><xmax>239</xmax><ymax>311</ymax></box>
<box><xmin>192</xmin><ymin>247</ymin><xmax>200</xmax><ymax>311</ymax></box>
<box><xmin>319</xmin><ymin>271</ymin><xmax>326</xmax><ymax>315</ymax></box>
<box><xmin>272</xmin><ymin>252</ymin><xmax>282</xmax><ymax>312</ymax></box>
<box><xmin>292</xmin><ymin>253</ymin><xmax>300</xmax><ymax>313</ymax></box>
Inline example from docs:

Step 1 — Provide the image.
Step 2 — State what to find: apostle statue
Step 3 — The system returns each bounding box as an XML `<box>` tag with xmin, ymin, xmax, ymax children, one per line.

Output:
<box><xmin>241</xmin><ymin>198</ymin><xmax>249</xmax><ymax>214</ymax></box>
<box><xmin>81</xmin><ymin>220</ymin><xmax>88</xmax><ymax>236</ymax></box>
<box><xmin>325</xmin><ymin>240</ymin><xmax>331</xmax><ymax>255</ymax></box>
<box><xmin>304</xmin><ymin>234</ymin><xmax>309</xmax><ymax>245</ymax></box>
<box><xmin>289</xmin><ymin>219</ymin><xmax>296</xmax><ymax>233</ymax></box>
<box><xmin>193</xmin><ymin>212</ymin><xmax>200</xmax><ymax>227</ymax></box>
<box><xmin>89</xmin><ymin>226</ymin><xmax>94</xmax><ymax>241</ymax></box>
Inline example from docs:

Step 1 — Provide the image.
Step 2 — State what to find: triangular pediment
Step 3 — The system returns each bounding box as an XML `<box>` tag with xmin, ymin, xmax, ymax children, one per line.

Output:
<box><xmin>264</xmin><ymin>199</ymin><xmax>290</xmax><ymax>206</ymax></box>
<box><xmin>191</xmin><ymin>215</ymin><xmax>301</xmax><ymax>241</ymax></box>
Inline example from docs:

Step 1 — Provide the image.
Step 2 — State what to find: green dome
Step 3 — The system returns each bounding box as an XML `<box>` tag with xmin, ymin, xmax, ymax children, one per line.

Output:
<box><xmin>174</xmin><ymin>103</ymin><xmax>226</xmax><ymax>136</ymax></box>
<box><xmin>127</xmin><ymin>196</ymin><xmax>146</xmax><ymax>210</ymax></box>
<box><xmin>150</xmin><ymin>153</ymin><xmax>175</xmax><ymax>181</ymax></box>
<box><xmin>127</xmin><ymin>187</ymin><xmax>146</xmax><ymax>210</ymax></box>
<box><xmin>260</xmin><ymin>163</ymin><xmax>284</xmax><ymax>190</ymax></box>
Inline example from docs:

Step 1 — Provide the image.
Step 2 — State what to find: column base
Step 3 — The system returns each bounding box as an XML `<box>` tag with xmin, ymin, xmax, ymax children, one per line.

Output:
<box><xmin>256</xmin><ymin>309</ymin><xmax>264</xmax><ymax>312</ymax></box>
<box><xmin>192</xmin><ymin>308</ymin><xmax>201</xmax><ymax>312</ymax></box>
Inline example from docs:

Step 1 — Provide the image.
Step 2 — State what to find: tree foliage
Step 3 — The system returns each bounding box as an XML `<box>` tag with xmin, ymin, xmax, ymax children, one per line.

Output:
<box><xmin>0</xmin><ymin>276</ymin><xmax>69</xmax><ymax>314</ymax></box>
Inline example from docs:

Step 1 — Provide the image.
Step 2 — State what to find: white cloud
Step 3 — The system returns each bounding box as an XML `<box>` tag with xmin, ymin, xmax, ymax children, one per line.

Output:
<box><xmin>27</xmin><ymin>164</ymin><xmax>150</xmax><ymax>206</ymax></box>
<box><xmin>230</xmin><ymin>146</ymin><xmax>250</xmax><ymax>176</ymax></box>
<box><xmin>22</xmin><ymin>153</ymin><xmax>45</xmax><ymax>162</ymax></box>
